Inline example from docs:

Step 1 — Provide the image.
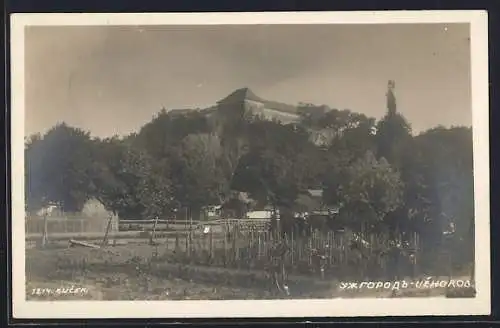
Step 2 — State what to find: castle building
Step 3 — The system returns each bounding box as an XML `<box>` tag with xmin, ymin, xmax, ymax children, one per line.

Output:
<box><xmin>215</xmin><ymin>87</ymin><xmax>301</xmax><ymax>124</ymax></box>
<box><xmin>166</xmin><ymin>87</ymin><xmax>332</xmax><ymax>126</ymax></box>
<box><xmin>166</xmin><ymin>87</ymin><xmax>332</xmax><ymax>145</ymax></box>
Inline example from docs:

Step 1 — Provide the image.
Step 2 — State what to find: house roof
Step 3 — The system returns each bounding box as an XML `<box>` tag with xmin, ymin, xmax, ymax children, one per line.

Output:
<box><xmin>218</xmin><ymin>87</ymin><xmax>263</xmax><ymax>104</ymax></box>
<box><xmin>217</xmin><ymin>88</ymin><xmax>299</xmax><ymax>114</ymax></box>
<box><xmin>308</xmin><ymin>189</ymin><xmax>323</xmax><ymax>198</ymax></box>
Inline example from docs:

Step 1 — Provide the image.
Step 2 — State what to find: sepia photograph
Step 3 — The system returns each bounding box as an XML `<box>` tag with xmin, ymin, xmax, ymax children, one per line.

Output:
<box><xmin>11</xmin><ymin>11</ymin><xmax>490</xmax><ymax>318</ymax></box>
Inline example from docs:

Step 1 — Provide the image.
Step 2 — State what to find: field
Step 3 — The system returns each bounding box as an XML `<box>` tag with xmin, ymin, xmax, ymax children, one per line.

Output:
<box><xmin>25</xmin><ymin>232</ymin><xmax>475</xmax><ymax>301</ymax></box>
<box><xmin>26</xmin><ymin>243</ymin><xmax>325</xmax><ymax>300</ymax></box>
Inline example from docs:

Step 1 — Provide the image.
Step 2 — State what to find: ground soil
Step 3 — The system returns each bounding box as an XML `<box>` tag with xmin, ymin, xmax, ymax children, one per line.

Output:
<box><xmin>25</xmin><ymin>242</ymin><xmax>473</xmax><ymax>301</ymax></box>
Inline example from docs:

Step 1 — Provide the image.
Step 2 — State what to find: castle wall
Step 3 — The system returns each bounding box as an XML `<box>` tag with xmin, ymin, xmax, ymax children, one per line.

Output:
<box><xmin>243</xmin><ymin>100</ymin><xmax>300</xmax><ymax>124</ymax></box>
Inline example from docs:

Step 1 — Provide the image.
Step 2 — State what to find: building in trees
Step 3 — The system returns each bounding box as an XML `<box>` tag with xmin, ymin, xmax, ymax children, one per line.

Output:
<box><xmin>164</xmin><ymin>87</ymin><xmax>336</xmax><ymax>147</ymax></box>
<box><xmin>164</xmin><ymin>87</ymin><xmax>331</xmax><ymax>126</ymax></box>
<box><xmin>216</xmin><ymin>87</ymin><xmax>301</xmax><ymax>124</ymax></box>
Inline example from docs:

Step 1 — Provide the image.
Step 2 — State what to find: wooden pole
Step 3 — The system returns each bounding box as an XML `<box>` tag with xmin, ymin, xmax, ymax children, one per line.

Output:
<box><xmin>209</xmin><ymin>227</ymin><xmax>213</xmax><ymax>260</ymax></box>
<box><xmin>100</xmin><ymin>214</ymin><xmax>113</xmax><ymax>247</ymax></box>
<box><xmin>232</xmin><ymin>225</ymin><xmax>237</xmax><ymax>266</ymax></box>
<box><xmin>165</xmin><ymin>228</ymin><xmax>169</xmax><ymax>251</ymax></box>
<box><xmin>41</xmin><ymin>213</ymin><xmax>48</xmax><ymax>247</ymax></box>
<box><xmin>309</xmin><ymin>230</ymin><xmax>313</xmax><ymax>267</ymax></box>
<box><xmin>329</xmin><ymin>232</ymin><xmax>333</xmax><ymax>266</ymax></box>
<box><xmin>223</xmin><ymin>221</ymin><xmax>228</xmax><ymax>267</ymax></box>
<box><xmin>257</xmin><ymin>233</ymin><xmax>261</xmax><ymax>260</ymax></box>
<box><xmin>189</xmin><ymin>210</ymin><xmax>193</xmax><ymax>254</ymax></box>
<box><xmin>150</xmin><ymin>215</ymin><xmax>159</xmax><ymax>245</ymax></box>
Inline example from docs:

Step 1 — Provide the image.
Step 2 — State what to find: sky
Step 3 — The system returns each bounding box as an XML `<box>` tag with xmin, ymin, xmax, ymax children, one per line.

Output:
<box><xmin>24</xmin><ymin>23</ymin><xmax>472</xmax><ymax>138</ymax></box>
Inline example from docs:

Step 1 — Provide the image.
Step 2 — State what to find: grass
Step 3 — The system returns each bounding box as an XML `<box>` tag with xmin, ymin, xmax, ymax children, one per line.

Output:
<box><xmin>26</xmin><ymin>245</ymin><xmax>279</xmax><ymax>300</ymax></box>
<box><xmin>25</xmin><ymin>241</ymin><xmax>475</xmax><ymax>301</ymax></box>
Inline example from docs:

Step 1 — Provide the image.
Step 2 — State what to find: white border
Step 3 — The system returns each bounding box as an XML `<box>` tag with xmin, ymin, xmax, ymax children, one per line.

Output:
<box><xmin>11</xmin><ymin>11</ymin><xmax>490</xmax><ymax>319</ymax></box>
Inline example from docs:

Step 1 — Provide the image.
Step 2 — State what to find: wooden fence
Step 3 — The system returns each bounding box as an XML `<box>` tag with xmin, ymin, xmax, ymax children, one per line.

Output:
<box><xmin>159</xmin><ymin>220</ymin><xmax>423</xmax><ymax>280</ymax></box>
<box><xmin>118</xmin><ymin>218</ymin><xmax>269</xmax><ymax>233</ymax></box>
<box><xmin>25</xmin><ymin>214</ymin><xmax>119</xmax><ymax>236</ymax></box>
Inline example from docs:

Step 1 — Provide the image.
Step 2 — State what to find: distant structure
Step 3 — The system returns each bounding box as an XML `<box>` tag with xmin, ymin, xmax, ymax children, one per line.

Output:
<box><xmin>26</xmin><ymin>198</ymin><xmax>119</xmax><ymax>237</ymax></box>
<box><xmin>386</xmin><ymin>80</ymin><xmax>397</xmax><ymax>116</ymax></box>
<box><xmin>216</xmin><ymin>87</ymin><xmax>301</xmax><ymax>124</ymax></box>
<box><xmin>165</xmin><ymin>87</ymin><xmax>334</xmax><ymax>145</ymax></box>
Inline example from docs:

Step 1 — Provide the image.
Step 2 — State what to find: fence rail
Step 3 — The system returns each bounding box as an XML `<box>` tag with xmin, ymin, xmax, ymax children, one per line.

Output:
<box><xmin>27</xmin><ymin>214</ymin><xmax>460</xmax><ymax>279</ymax></box>
<box><xmin>118</xmin><ymin>218</ymin><xmax>270</xmax><ymax>225</ymax></box>
<box><xmin>118</xmin><ymin>218</ymin><xmax>271</xmax><ymax>232</ymax></box>
<box><xmin>25</xmin><ymin>215</ymin><xmax>119</xmax><ymax>235</ymax></box>
<box><xmin>158</xmin><ymin>221</ymin><xmax>423</xmax><ymax>280</ymax></box>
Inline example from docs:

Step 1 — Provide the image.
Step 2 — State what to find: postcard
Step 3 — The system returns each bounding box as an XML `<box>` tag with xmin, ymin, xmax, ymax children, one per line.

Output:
<box><xmin>10</xmin><ymin>10</ymin><xmax>490</xmax><ymax>318</ymax></box>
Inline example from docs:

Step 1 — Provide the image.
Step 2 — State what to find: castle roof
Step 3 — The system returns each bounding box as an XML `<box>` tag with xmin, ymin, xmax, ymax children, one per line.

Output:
<box><xmin>217</xmin><ymin>87</ymin><xmax>263</xmax><ymax>104</ymax></box>
<box><xmin>217</xmin><ymin>87</ymin><xmax>298</xmax><ymax>114</ymax></box>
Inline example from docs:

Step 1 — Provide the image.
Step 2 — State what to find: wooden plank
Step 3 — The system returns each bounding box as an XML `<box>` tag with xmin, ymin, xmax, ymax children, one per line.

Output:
<box><xmin>69</xmin><ymin>239</ymin><xmax>100</xmax><ymax>249</ymax></box>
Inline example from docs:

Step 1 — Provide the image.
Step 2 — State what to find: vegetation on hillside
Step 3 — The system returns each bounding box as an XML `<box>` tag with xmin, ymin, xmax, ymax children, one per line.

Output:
<box><xmin>24</xmin><ymin>89</ymin><xmax>475</xmax><ymax>270</ymax></box>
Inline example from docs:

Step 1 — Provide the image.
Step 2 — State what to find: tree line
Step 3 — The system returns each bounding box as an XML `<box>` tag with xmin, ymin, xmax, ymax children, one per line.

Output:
<box><xmin>24</xmin><ymin>93</ymin><xmax>474</xmax><ymax>264</ymax></box>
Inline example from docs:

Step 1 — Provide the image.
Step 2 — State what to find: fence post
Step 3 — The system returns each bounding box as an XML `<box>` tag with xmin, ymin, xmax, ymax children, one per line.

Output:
<box><xmin>189</xmin><ymin>210</ymin><xmax>193</xmax><ymax>256</ymax></box>
<box><xmin>297</xmin><ymin>237</ymin><xmax>302</xmax><ymax>264</ymax></box>
<box><xmin>150</xmin><ymin>216</ymin><xmax>159</xmax><ymax>245</ymax></box>
<box><xmin>165</xmin><ymin>228</ymin><xmax>169</xmax><ymax>252</ymax></box>
<box><xmin>209</xmin><ymin>227</ymin><xmax>213</xmax><ymax>261</ymax></box>
<box><xmin>41</xmin><ymin>214</ymin><xmax>48</xmax><ymax>247</ymax></box>
<box><xmin>257</xmin><ymin>233</ymin><xmax>261</xmax><ymax>261</ymax></box>
<box><xmin>101</xmin><ymin>214</ymin><xmax>113</xmax><ymax>247</ymax></box>
<box><xmin>308</xmin><ymin>231</ymin><xmax>313</xmax><ymax>267</ymax></box>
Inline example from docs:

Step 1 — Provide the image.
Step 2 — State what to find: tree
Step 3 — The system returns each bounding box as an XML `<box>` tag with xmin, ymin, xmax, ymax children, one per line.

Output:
<box><xmin>90</xmin><ymin>137</ymin><xmax>174</xmax><ymax>220</ymax></box>
<box><xmin>375</xmin><ymin>80</ymin><xmax>413</xmax><ymax>164</ymax></box>
<box><xmin>375</xmin><ymin>112</ymin><xmax>412</xmax><ymax>164</ymax></box>
<box><xmin>25</xmin><ymin>133</ymin><xmax>44</xmax><ymax>212</ymax></box>
<box><xmin>134</xmin><ymin>109</ymin><xmax>211</xmax><ymax>160</ymax></box>
<box><xmin>170</xmin><ymin>133</ymin><xmax>229</xmax><ymax>220</ymax></box>
<box><xmin>25</xmin><ymin>123</ymin><xmax>95</xmax><ymax>212</ymax></box>
<box><xmin>413</xmin><ymin>126</ymin><xmax>474</xmax><ymax>266</ymax></box>
<box><xmin>325</xmin><ymin>150</ymin><xmax>405</xmax><ymax>232</ymax></box>
<box><xmin>231</xmin><ymin>119</ymin><xmax>313</xmax><ymax>206</ymax></box>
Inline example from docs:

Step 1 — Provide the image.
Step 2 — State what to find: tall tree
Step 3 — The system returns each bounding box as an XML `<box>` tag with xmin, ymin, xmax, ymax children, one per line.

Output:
<box><xmin>324</xmin><ymin>150</ymin><xmax>404</xmax><ymax>232</ymax></box>
<box><xmin>414</xmin><ymin>126</ymin><xmax>475</xmax><ymax>264</ymax></box>
<box><xmin>90</xmin><ymin>137</ymin><xmax>174</xmax><ymax>220</ymax></box>
<box><xmin>25</xmin><ymin>123</ymin><xmax>95</xmax><ymax>212</ymax></box>
<box><xmin>375</xmin><ymin>80</ymin><xmax>412</xmax><ymax>164</ymax></box>
<box><xmin>171</xmin><ymin>133</ymin><xmax>229</xmax><ymax>219</ymax></box>
<box><xmin>134</xmin><ymin>109</ymin><xmax>211</xmax><ymax>160</ymax></box>
<box><xmin>231</xmin><ymin>119</ymin><xmax>313</xmax><ymax>206</ymax></box>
